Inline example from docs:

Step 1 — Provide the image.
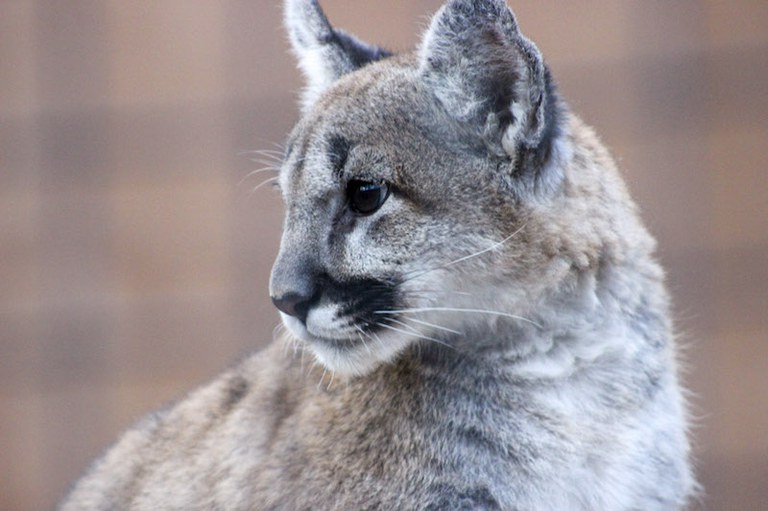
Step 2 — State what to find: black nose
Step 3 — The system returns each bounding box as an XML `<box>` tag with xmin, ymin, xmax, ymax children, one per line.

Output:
<box><xmin>271</xmin><ymin>292</ymin><xmax>314</xmax><ymax>323</ymax></box>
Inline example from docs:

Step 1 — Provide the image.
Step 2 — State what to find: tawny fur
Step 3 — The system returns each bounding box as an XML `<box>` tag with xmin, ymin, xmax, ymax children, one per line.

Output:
<box><xmin>59</xmin><ymin>1</ymin><xmax>694</xmax><ymax>509</ymax></box>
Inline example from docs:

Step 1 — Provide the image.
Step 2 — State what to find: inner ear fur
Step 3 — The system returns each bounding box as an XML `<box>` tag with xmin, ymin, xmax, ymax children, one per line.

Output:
<box><xmin>284</xmin><ymin>0</ymin><xmax>392</xmax><ymax>113</ymax></box>
<box><xmin>418</xmin><ymin>0</ymin><xmax>555</xmax><ymax>161</ymax></box>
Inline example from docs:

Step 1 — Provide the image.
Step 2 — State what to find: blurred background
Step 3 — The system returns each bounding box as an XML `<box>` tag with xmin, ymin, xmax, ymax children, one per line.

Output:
<box><xmin>1</xmin><ymin>1</ymin><xmax>766</xmax><ymax>509</ymax></box>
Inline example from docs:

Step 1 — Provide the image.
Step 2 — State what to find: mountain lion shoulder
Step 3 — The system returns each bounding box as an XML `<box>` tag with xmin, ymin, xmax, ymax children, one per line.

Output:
<box><xmin>59</xmin><ymin>1</ymin><xmax>695</xmax><ymax>509</ymax></box>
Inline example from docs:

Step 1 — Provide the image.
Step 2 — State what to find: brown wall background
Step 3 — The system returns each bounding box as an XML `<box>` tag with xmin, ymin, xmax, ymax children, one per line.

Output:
<box><xmin>1</xmin><ymin>1</ymin><xmax>766</xmax><ymax>509</ymax></box>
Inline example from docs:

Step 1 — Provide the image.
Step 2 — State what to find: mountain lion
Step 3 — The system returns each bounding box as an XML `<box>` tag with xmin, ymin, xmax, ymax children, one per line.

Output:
<box><xmin>59</xmin><ymin>0</ymin><xmax>695</xmax><ymax>509</ymax></box>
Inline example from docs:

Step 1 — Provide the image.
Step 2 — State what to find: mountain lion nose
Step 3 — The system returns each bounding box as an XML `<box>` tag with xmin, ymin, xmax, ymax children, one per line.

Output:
<box><xmin>271</xmin><ymin>292</ymin><xmax>314</xmax><ymax>323</ymax></box>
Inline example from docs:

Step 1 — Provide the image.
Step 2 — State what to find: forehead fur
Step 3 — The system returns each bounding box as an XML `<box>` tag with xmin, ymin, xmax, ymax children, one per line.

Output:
<box><xmin>294</xmin><ymin>55</ymin><xmax>432</xmax><ymax>144</ymax></box>
<box><xmin>283</xmin><ymin>53</ymin><xmax>505</xmax><ymax>209</ymax></box>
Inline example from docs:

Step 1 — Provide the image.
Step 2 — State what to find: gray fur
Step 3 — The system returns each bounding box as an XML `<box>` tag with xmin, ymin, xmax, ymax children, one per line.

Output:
<box><xmin>420</xmin><ymin>0</ymin><xmax>548</xmax><ymax>154</ymax></box>
<box><xmin>59</xmin><ymin>1</ymin><xmax>695</xmax><ymax>509</ymax></box>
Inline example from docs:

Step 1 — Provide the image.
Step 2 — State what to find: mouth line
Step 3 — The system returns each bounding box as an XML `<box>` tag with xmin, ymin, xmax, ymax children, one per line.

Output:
<box><xmin>282</xmin><ymin>307</ymin><xmax>395</xmax><ymax>352</ymax></box>
<box><xmin>310</xmin><ymin>335</ymin><xmax>363</xmax><ymax>350</ymax></box>
<box><xmin>305</xmin><ymin>321</ymin><xmax>390</xmax><ymax>351</ymax></box>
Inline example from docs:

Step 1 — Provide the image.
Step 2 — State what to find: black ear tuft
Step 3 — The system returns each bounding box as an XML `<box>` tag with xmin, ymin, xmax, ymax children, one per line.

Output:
<box><xmin>284</xmin><ymin>0</ymin><xmax>392</xmax><ymax>113</ymax></box>
<box><xmin>419</xmin><ymin>0</ymin><xmax>562</xmax><ymax>183</ymax></box>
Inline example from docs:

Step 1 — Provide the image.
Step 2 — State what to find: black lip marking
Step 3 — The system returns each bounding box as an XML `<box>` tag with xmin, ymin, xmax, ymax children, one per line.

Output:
<box><xmin>317</xmin><ymin>274</ymin><xmax>400</xmax><ymax>333</ymax></box>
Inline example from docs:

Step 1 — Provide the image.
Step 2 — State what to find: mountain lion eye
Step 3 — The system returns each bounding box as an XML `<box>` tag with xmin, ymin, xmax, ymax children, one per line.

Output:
<box><xmin>347</xmin><ymin>180</ymin><xmax>390</xmax><ymax>215</ymax></box>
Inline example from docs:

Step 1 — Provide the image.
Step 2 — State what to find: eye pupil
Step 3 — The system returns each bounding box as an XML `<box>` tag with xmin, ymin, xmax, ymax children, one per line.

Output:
<box><xmin>348</xmin><ymin>180</ymin><xmax>389</xmax><ymax>215</ymax></box>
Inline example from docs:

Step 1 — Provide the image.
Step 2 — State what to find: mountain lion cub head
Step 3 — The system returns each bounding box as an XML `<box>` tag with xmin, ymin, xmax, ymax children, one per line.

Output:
<box><xmin>271</xmin><ymin>0</ymin><xmax>652</xmax><ymax>377</ymax></box>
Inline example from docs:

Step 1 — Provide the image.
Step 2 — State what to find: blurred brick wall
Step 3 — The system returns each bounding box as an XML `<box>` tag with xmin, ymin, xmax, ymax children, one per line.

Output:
<box><xmin>1</xmin><ymin>2</ymin><xmax>766</xmax><ymax>510</ymax></box>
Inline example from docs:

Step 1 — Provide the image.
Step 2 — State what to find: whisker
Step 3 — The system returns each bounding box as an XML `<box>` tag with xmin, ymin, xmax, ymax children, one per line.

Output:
<box><xmin>399</xmin><ymin>223</ymin><xmax>527</xmax><ymax>284</ymax></box>
<box><xmin>280</xmin><ymin>328</ymin><xmax>292</xmax><ymax>356</ymax></box>
<box><xmin>370</xmin><ymin>330</ymin><xmax>386</xmax><ymax>350</ymax></box>
<box><xmin>375</xmin><ymin>322</ymin><xmax>456</xmax><ymax>351</ymax></box>
<box><xmin>247</xmin><ymin>175</ymin><xmax>280</xmax><ymax>197</ymax></box>
<box><xmin>443</xmin><ymin>225</ymin><xmax>526</xmax><ymax>269</ymax></box>
<box><xmin>381</xmin><ymin>317</ymin><xmax>422</xmax><ymax>334</ymax></box>
<box><xmin>354</xmin><ymin>325</ymin><xmax>374</xmax><ymax>354</ymax></box>
<box><xmin>246</xmin><ymin>159</ymin><xmax>281</xmax><ymax>169</ymax></box>
<box><xmin>275</xmin><ymin>324</ymin><xmax>302</xmax><ymax>357</ymax></box>
<box><xmin>398</xmin><ymin>288</ymin><xmax>475</xmax><ymax>297</ymax></box>
<box><xmin>248</xmin><ymin>153</ymin><xmax>282</xmax><ymax>163</ymax></box>
<box><xmin>375</xmin><ymin>307</ymin><xmax>542</xmax><ymax>329</ymax></box>
<box><xmin>238</xmin><ymin>148</ymin><xmax>285</xmax><ymax>159</ymax></box>
<box><xmin>395</xmin><ymin>316</ymin><xmax>464</xmax><ymax>336</ymax></box>
<box><xmin>237</xmin><ymin>166</ymin><xmax>280</xmax><ymax>188</ymax></box>
<box><xmin>257</xmin><ymin>149</ymin><xmax>284</xmax><ymax>156</ymax></box>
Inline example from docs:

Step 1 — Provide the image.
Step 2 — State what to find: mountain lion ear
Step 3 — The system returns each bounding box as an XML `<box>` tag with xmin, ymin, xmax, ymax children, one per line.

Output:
<box><xmin>284</xmin><ymin>0</ymin><xmax>392</xmax><ymax>113</ymax></box>
<box><xmin>419</xmin><ymin>0</ymin><xmax>554</xmax><ymax>160</ymax></box>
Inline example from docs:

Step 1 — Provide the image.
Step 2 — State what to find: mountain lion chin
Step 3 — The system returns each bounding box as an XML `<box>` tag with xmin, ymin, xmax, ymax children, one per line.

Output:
<box><xmin>308</xmin><ymin>333</ymin><xmax>412</xmax><ymax>378</ymax></box>
<box><xmin>281</xmin><ymin>311</ymin><xmax>412</xmax><ymax>377</ymax></box>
